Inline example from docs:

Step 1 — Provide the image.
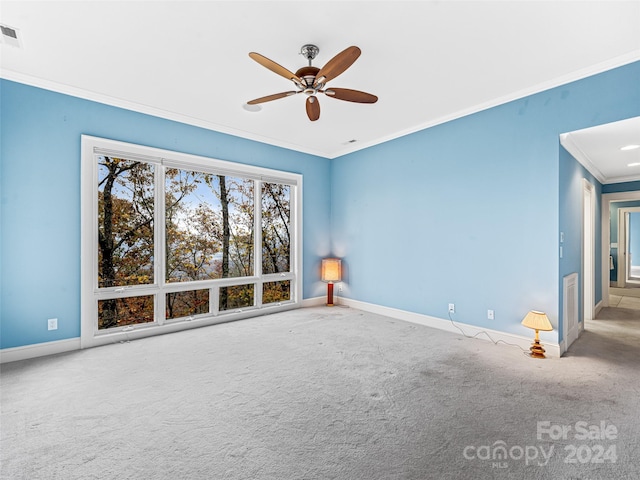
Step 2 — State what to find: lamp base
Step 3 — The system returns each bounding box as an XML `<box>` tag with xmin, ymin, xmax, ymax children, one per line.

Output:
<box><xmin>529</xmin><ymin>340</ymin><xmax>547</xmax><ymax>359</ymax></box>
<box><xmin>326</xmin><ymin>282</ymin><xmax>334</xmax><ymax>307</ymax></box>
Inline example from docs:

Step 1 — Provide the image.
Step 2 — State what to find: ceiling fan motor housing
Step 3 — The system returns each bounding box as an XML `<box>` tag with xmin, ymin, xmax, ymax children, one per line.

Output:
<box><xmin>295</xmin><ymin>66</ymin><xmax>322</xmax><ymax>94</ymax></box>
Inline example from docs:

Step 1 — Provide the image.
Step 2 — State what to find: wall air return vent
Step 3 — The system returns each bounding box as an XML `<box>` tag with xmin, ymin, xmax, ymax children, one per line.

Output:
<box><xmin>0</xmin><ymin>24</ymin><xmax>22</xmax><ymax>48</ymax></box>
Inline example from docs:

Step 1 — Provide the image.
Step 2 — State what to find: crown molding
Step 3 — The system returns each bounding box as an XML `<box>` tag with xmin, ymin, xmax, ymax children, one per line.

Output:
<box><xmin>560</xmin><ymin>133</ymin><xmax>607</xmax><ymax>184</ymax></box>
<box><xmin>3</xmin><ymin>50</ymin><xmax>639</xmax><ymax>161</ymax></box>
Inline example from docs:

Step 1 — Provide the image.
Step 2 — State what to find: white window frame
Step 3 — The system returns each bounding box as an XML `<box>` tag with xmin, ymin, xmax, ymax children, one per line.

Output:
<box><xmin>81</xmin><ymin>135</ymin><xmax>302</xmax><ymax>348</ymax></box>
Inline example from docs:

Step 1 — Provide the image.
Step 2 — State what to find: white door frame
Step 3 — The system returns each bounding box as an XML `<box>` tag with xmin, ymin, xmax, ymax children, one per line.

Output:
<box><xmin>582</xmin><ymin>179</ymin><xmax>595</xmax><ymax>325</ymax></box>
<box><xmin>601</xmin><ymin>191</ymin><xmax>640</xmax><ymax>308</ymax></box>
<box><xmin>617</xmin><ymin>207</ymin><xmax>640</xmax><ymax>286</ymax></box>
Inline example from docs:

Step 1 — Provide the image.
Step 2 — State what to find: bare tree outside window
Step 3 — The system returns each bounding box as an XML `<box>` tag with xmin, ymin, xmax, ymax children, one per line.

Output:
<box><xmin>89</xmin><ymin>142</ymin><xmax>297</xmax><ymax>333</ymax></box>
<box><xmin>262</xmin><ymin>183</ymin><xmax>290</xmax><ymax>275</ymax></box>
<box><xmin>97</xmin><ymin>157</ymin><xmax>154</xmax><ymax>329</ymax></box>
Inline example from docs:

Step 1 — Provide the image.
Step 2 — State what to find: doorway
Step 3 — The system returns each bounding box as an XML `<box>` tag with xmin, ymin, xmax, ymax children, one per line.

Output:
<box><xmin>617</xmin><ymin>208</ymin><xmax>640</xmax><ymax>286</ymax></box>
<box><xmin>590</xmin><ymin>192</ymin><xmax>640</xmax><ymax>359</ymax></box>
<box><xmin>601</xmin><ymin>192</ymin><xmax>640</xmax><ymax>311</ymax></box>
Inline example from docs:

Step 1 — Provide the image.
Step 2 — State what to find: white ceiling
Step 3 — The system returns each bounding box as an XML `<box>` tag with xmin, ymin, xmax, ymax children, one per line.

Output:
<box><xmin>561</xmin><ymin>117</ymin><xmax>640</xmax><ymax>185</ymax></box>
<box><xmin>1</xmin><ymin>1</ymin><xmax>639</xmax><ymax>175</ymax></box>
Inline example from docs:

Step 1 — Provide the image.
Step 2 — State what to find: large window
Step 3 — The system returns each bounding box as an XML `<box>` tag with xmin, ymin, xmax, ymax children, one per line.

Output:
<box><xmin>81</xmin><ymin>136</ymin><xmax>301</xmax><ymax>347</ymax></box>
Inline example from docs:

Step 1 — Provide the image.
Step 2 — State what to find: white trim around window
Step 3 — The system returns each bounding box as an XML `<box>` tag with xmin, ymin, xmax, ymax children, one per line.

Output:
<box><xmin>80</xmin><ymin>135</ymin><xmax>302</xmax><ymax>349</ymax></box>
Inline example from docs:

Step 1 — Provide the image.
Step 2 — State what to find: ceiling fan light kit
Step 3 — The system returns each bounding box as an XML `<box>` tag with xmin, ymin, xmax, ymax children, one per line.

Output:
<box><xmin>247</xmin><ymin>44</ymin><xmax>378</xmax><ymax>121</ymax></box>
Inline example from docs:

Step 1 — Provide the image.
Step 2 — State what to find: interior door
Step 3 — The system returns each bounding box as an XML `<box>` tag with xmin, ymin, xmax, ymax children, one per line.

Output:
<box><xmin>626</xmin><ymin>212</ymin><xmax>632</xmax><ymax>283</ymax></box>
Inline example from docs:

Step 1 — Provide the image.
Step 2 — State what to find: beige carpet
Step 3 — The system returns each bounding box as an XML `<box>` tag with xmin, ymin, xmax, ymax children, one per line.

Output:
<box><xmin>2</xmin><ymin>306</ymin><xmax>639</xmax><ymax>479</ymax></box>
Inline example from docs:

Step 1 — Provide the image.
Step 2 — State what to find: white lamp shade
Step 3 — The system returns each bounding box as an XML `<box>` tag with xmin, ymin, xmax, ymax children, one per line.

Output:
<box><xmin>521</xmin><ymin>310</ymin><xmax>553</xmax><ymax>331</ymax></box>
<box><xmin>321</xmin><ymin>258</ymin><xmax>341</xmax><ymax>282</ymax></box>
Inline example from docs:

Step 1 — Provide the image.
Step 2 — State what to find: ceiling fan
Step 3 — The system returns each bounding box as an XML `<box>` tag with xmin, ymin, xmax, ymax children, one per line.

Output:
<box><xmin>247</xmin><ymin>44</ymin><xmax>378</xmax><ymax>122</ymax></box>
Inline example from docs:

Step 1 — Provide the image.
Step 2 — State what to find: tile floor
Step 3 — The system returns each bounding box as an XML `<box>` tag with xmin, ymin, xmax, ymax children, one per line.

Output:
<box><xmin>609</xmin><ymin>286</ymin><xmax>640</xmax><ymax>309</ymax></box>
<box><xmin>609</xmin><ymin>294</ymin><xmax>640</xmax><ymax>309</ymax></box>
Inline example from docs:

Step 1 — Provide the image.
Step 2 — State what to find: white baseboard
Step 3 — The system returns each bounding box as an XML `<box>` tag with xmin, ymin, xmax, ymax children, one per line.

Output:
<box><xmin>560</xmin><ymin>317</ymin><xmax>586</xmax><ymax>357</ymax></box>
<box><xmin>338</xmin><ymin>297</ymin><xmax>562</xmax><ymax>358</ymax></box>
<box><xmin>2</xmin><ymin>300</ymin><xmax>324</xmax><ymax>363</ymax></box>
<box><xmin>0</xmin><ymin>338</ymin><xmax>81</xmax><ymax>364</ymax></box>
<box><xmin>1</xmin><ymin>297</ymin><xmax>562</xmax><ymax>362</ymax></box>
<box><xmin>302</xmin><ymin>296</ymin><xmax>325</xmax><ymax>307</ymax></box>
<box><xmin>595</xmin><ymin>300</ymin><xmax>603</xmax><ymax>317</ymax></box>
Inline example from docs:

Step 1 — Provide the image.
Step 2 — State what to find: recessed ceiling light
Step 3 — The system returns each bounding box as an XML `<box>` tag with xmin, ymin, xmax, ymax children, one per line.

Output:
<box><xmin>627</xmin><ymin>162</ymin><xmax>640</xmax><ymax>167</ymax></box>
<box><xmin>621</xmin><ymin>144</ymin><xmax>640</xmax><ymax>151</ymax></box>
<box><xmin>242</xmin><ymin>103</ymin><xmax>262</xmax><ymax>113</ymax></box>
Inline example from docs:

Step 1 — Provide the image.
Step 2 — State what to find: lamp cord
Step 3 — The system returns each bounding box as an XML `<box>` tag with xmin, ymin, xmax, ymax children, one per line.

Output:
<box><xmin>447</xmin><ymin>311</ymin><xmax>530</xmax><ymax>357</ymax></box>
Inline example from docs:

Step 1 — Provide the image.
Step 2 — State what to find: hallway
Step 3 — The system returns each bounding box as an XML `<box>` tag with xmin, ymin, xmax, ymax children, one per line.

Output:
<box><xmin>581</xmin><ymin>286</ymin><xmax>640</xmax><ymax>361</ymax></box>
<box><xmin>571</xmin><ymin>308</ymin><xmax>639</xmax><ymax>366</ymax></box>
<box><xmin>567</xmin><ymin>285</ymin><xmax>639</xmax><ymax>365</ymax></box>
<box><xmin>608</xmin><ymin>286</ymin><xmax>640</xmax><ymax>310</ymax></box>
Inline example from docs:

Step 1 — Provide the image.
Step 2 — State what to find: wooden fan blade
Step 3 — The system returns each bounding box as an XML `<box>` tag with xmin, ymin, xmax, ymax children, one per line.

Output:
<box><xmin>306</xmin><ymin>96</ymin><xmax>320</xmax><ymax>121</ymax></box>
<box><xmin>314</xmin><ymin>46</ymin><xmax>361</xmax><ymax>86</ymax></box>
<box><xmin>323</xmin><ymin>88</ymin><xmax>378</xmax><ymax>104</ymax></box>
<box><xmin>247</xmin><ymin>91</ymin><xmax>298</xmax><ymax>105</ymax></box>
<box><xmin>249</xmin><ymin>52</ymin><xmax>302</xmax><ymax>84</ymax></box>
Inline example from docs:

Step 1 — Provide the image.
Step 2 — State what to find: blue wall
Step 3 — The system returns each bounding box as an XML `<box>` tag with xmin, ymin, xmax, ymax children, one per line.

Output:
<box><xmin>2</xmin><ymin>61</ymin><xmax>640</xmax><ymax>351</ymax></box>
<box><xmin>603</xmin><ymin>181</ymin><xmax>640</xmax><ymax>194</ymax></box>
<box><xmin>332</xmin><ymin>61</ymin><xmax>640</xmax><ymax>342</ymax></box>
<box><xmin>0</xmin><ymin>80</ymin><xmax>331</xmax><ymax>349</ymax></box>
<box><xmin>559</xmin><ymin>147</ymin><xmax>602</xmax><ymax>342</ymax></box>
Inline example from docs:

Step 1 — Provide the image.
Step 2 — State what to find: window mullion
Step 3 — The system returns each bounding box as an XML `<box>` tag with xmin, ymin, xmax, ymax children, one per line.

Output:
<box><xmin>156</xmin><ymin>165</ymin><xmax>166</xmax><ymax>325</ymax></box>
<box><xmin>255</xmin><ymin>180</ymin><xmax>263</xmax><ymax>308</ymax></box>
<box><xmin>211</xmin><ymin>287</ymin><xmax>219</xmax><ymax>316</ymax></box>
<box><xmin>291</xmin><ymin>183</ymin><xmax>300</xmax><ymax>303</ymax></box>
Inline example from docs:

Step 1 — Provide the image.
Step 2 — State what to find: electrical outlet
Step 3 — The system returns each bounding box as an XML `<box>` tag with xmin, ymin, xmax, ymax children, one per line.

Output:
<box><xmin>47</xmin><ymin>318</ymin><xmax>58</xmax><ymax>331</ymax></box>
<box><xmin>448</xmin><ymin>303</ymin><xmax>455</xmax><ymax>313</ymax></box>
<box><xmin>487</xmin><ymin>310</ymin><xmax>495</xmax><ymax>320</ymax></box>
<box><xmin>338</xmin><ymin>284</ymin><xmax>343</xmax><ymax>292</ymax></box>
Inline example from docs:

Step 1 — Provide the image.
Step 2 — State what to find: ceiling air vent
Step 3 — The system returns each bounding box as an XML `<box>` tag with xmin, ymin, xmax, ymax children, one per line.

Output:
<box><xmin>0</xmin><ymin>24</ymin><xmax>22</xmax><ymax>48</ymax></box>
